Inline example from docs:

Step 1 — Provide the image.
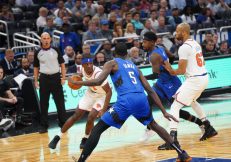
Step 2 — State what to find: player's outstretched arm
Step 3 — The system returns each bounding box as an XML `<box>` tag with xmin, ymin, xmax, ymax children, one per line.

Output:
<box><xmin>138</xmin><ymin>69</ymin><xmax>178</xmax><ymax>122</ymax></box>
<box><xmin>70</xmin><ymin>61</ymin><xmax>115</xmax><ymax>86</ymax></box>
<box><xmin>163</xmin><ymin>59</ymin><xmax>187</xmax><ymax>76</ymax></box>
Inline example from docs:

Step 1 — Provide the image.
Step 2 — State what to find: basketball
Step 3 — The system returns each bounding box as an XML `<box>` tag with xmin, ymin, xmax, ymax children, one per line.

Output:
<box><xmin>68</xmin><ymin>75</ymin><xmax>83</xmax><ymax>90</ymax></box>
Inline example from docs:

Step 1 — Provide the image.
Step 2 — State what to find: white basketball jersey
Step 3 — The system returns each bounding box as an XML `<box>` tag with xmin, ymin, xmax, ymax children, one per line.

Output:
<box><xmin>82</xmin><ymin>66</ymin><xmax>108</xmax><ymax>94</ymax></box>
<box><xmin>178</xmin><ymin>39</ymin><xmax>207</xmax><ymax>77</ymax></box>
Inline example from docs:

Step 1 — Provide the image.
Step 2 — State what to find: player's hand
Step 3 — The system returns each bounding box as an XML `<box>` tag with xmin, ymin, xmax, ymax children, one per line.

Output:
<box><xmin>61</xmin><ymin>78</ymin><xmax>66</xmax><ymax>85</ymax></box>
<box><xmin>163</xmin><ymin>112</ymin><xmax>179</xmax><ymax>122</ymax></box>
<box><xmin>98</xmin><ymin>108</ymin><xmax>107</xmax><ymax>117</ymax></box>
<box><xmin>34</xmin><ymin>81</ymin><xmax>39</xmax><ymax>89</ymax></box>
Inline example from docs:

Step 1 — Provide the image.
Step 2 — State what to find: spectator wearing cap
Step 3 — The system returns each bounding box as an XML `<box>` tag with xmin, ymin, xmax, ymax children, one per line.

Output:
<box><xmin>98</xmin><ymin>20</ymin><xmax>113</xmax><ymax>41</ymax></box>
<box><xmin>131</xmin><ymin>12</ymin><xmax>144</xmax><ymax>31</ymax></box>
<box><xmin>101</xmin><ymin>41</ymin><xmax>113</xmax><ymax>61</ymax></box>
<box><xmin>59</xmin><ymin>23</ymin><xmax>81</xmax><ymax>55</ymax></box>
<box><xmin>95</xmin><ymin>5</ymin><xmax>107</xmax><ymax>21</ymax></box>
<box><xmin>168</xmin><ymin>8</ymin><xmax>183</xmax><ymax>27</ymax></box>
<box><xmin>82</xmin><ymin>20</ymin><xmax>103</xmax><ymax>44</ymax></box>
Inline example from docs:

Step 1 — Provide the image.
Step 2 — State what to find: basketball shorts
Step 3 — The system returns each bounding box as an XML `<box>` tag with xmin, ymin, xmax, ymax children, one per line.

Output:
<box><xmin>152</xmin><ymin>77</ymin><xmax>182</xmax><ymax>101</ymax></box>
<box><xmin>79</xmin><ymin>89</ymin><xmax>106</xmax><ymax>112</ymax></box>
<box><xmin>175</xmin><ymin>75</ymin><xmax>208</xmax><ymax>106</ymax></box>
<box><xmin>101</xmin><ymin>92</ymin><xmax>154</xmax><ymax>129</ymax></box>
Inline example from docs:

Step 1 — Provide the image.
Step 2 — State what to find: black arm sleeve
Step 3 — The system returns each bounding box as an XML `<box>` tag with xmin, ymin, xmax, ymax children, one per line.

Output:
<box><xmin>33</xmin><ymin>49</ymin><xmax>40</xmax><ymax>68</ymax></box>
<box><xmin>54</xmin><ymin>47</ymin><xmax>64</xmax><ymax>64</ymax></box>
<box><xmin>144</xmin><ymin>73</ymin><xmax>159</xmax><ymax>80</ymax></box>
<box><xmin>169</xmin><ymin>55</ymin><xmax>175</xmax><ymax>64</ymax></box>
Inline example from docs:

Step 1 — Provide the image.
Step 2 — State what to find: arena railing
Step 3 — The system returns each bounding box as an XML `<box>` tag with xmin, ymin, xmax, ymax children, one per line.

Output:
<box><xmin>111</xmin><ymin>36</ymin><xmax>140</xmax><ymax>43</ymax></box>
<box><xmin>12</xmin><ymin>45</ymin><xmax>39</xmax><ymax>56</ymax></box>
<box><xmin>0</xmin><ymin>20</ymin><xmax>10</xmax><ymax>48</ymax></box>
<box><xmin>13</xmin><ymin>33</ymin><xmax>41</xmax><ymax>48</ymax></box>
<box><xmin>84</xmin><ymin>38</ymin><xmax>108</xmax><ymax>55</ymax></box>
<box><xmin>196</xmin><ymin>27</ymin><xmax>217</xmax><ymax>43</ymax></box>
<box><xmin>53</xmin><ymin>30</ymin><xmax>63</xmax><ymax>48</ymax></box>
<box><xmin>219</xmin><ymin>26</ymin><xmax>231</xmax><ymax>42</ymax></box>
<box><xmin>26</xmin><ymin>31</ymin><xmax>41</xmax><ymax>40</ymax></box>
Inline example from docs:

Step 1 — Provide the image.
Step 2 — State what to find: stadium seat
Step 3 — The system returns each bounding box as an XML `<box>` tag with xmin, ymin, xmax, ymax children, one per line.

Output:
<box><xmin>215</xmin><ymin>19</ymin><xmax>225</xmax><ymax>28</ymax></box>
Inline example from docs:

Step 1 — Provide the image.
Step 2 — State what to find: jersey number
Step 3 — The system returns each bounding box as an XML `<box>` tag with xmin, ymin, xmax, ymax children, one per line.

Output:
<box><xmin>196</xmin><ymin>52</ymin><xmax>204</xmax><ymax>67</ymax></box>
<box><xmin>129</xmin><ymin>71</ymin><xmax>137</xmax><ymax>84</ymax></box>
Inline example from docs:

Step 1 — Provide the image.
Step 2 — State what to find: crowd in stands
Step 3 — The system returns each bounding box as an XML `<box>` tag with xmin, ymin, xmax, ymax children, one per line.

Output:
<box><xmin>0</xmin><ymin>0</ymin><xmax>231</xmax><ymax>75</ymax></box>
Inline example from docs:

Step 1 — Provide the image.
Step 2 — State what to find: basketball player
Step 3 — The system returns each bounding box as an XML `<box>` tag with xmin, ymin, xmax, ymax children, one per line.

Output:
<box><xmin>70</xmin><ymin>43</ymin><xmax>191</xmax><ymax>162</ymax></box>
<box><xmin>48</xmin><ymin>54</ymin><xmax>112</xmax><ymax>150</ymax></box>
<box><xmin>158</xmin><ymin>22</ymin><xmax>217</xmax><ymax>148</ymax></box>
<box><xmin>141</xmin><ymin>31</ymin><xmax>204</xmax><ymax>150</ymax></box>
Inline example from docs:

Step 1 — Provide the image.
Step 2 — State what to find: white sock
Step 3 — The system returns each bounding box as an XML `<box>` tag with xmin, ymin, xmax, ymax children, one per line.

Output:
<box><xmin>59</xmin><ymin>132</ymin><xmax>64</xmax><ymax>138</ymax></box>
<box><xmin>169</xmin><ymin>100</ymin><xmax>184</xmax><ymax>131</ymax></box>
<box><xmin>191</xmin><ymin>101</ymin><xmax>206</xmax><ymax>122</ymax></box>
<box><xmin>84</xmin><ymin>134</ymin><xmax>89</xmax><ymax>138</ymax></box>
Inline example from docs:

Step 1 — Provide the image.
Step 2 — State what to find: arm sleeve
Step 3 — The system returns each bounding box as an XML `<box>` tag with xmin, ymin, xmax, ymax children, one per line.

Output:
<box><xmin>178</xmin><ymin>44</ymin><xmax>190</xmax><ymax>60</ymax></box>
<box><xmin>54</xmin><ymin>48</ymin><xmax>65</xmax><ymax>64</ymax></box>
<box><xmin>33</xmin><ymin>50</ymin><xmax>40</xmax><ymax>67</ymax></box>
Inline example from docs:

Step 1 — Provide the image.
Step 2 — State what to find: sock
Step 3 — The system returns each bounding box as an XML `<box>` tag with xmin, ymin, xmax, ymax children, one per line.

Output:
<box><xmin>169</xmin><ymin>101</ymin><xmax>184</xmax><ymax>130</ymax></box>
<box><xmin>179</xmin><ymin>109</ymin><xmax>203</xmax><ymax>126</ymax></box>
<box><xmin>59</xmin><ymin>132</ymin><xmax>64</xmax><ymax>138</ymax></box>
<box><xmin>191</xmin><ymin>101</ymin><xmax>206</xmax><ymax>121</ymax></box>
<box><xmin>78</xmin><ymin>120</ymin><xmax>109</xmax><ymax>162</ymax></box>
<box><xmin>84</xmin><ymin>134</ymin><xmax>89</xmax><ymax>138</ymax></box>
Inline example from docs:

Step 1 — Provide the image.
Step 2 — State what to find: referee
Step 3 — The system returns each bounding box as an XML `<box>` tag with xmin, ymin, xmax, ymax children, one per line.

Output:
<box><xmin>34</xmin><ymin>32</ymin><xmax>67</xmax><ymax>133</ymax></box>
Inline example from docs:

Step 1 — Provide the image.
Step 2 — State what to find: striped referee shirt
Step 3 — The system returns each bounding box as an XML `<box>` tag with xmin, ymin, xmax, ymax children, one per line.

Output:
<box><xmin>34</xmin><ymin>47</ymin><xmax>64</xmax><ymax>75</ymax></box>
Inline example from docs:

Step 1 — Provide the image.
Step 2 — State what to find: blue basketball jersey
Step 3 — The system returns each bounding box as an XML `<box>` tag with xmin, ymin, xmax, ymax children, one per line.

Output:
<box><xmin>149</xmin><ymin>46</ymin><xmax>176</xmax><ymax>83</ymax></box>
<box><xmin>111</xmin><ymin>58</ymin><xmax>144</xmax><ymax>96</ymax></box>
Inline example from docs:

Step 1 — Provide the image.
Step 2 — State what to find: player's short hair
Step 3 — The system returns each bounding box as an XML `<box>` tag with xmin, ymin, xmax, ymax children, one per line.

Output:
<box><xmin>115</xmin><ymin>43</ymin><xmax>128</xmax><ymax>56</ymax></box>
<box><xmin>143</xmin><ymin>31</ymin><xmax>157</xmax><ymax>42</ymax></box>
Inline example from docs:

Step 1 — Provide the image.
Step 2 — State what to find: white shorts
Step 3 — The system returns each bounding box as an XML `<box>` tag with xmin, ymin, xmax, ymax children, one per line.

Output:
<box><xmin>79</xmin><ymin>89</ymin><xmax>106</xmax><ymax>112</ymax></box>
<box><xmin>174</xmin><ymin>75</ymin><xmax>208</xmax><ymax>106</ymax></box>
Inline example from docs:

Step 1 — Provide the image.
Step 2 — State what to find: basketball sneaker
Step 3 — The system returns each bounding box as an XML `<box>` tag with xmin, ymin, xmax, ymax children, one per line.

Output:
<box><xmin>80</xmin><ymin>137</ymin><xmax>88</xmax><ymax>149</ymax></box>
<box><xmin>199</xmin><ymin>125</ymin><xmax>205</xmax><ymax>137</ymax></box>
<box><xmin>158</xmin><ymin>131</ymin><xmax>181</xmax><ymax>150</ymax></box>
<box><xmin>0</xmin><ymin>118</ymin><xmax>14</xmax><ymax>131</ymax></box>
<box><xmin>48</xmin><ymin>135</ymin><xmax>60</xmax><ymax>149</ymax></box>
<box><xmin>200</xmin><ymin>125</ymin><xmax>218</xmax><ymax>141</ymax></box>
<box><xmin>139</xmin><ymin>128</ymin><xmax>156</xmax><ymax>142</ymax></box>
<box><xmin>176</xmin><ymin>150</ymin><xmax>192</xmax><ymax>162</ymax></box>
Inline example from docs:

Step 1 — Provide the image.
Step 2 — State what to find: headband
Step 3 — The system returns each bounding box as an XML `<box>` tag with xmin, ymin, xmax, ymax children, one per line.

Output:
<box><xmin>81</xmin><ymin>58</ymin><xmax>93</xmax><ymax>64</ymax></box>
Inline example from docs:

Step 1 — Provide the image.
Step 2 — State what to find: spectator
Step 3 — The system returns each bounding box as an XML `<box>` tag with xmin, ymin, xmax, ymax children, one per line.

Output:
<box><xmin>54</xmin><ymin>0</ymin><xmax>72</xmax><ymax>17</ymax></box>
<box><xmin>59</xmin><ymin>23</ymin><xmax>81</xmax><ymax>55</ymax></box>
<box><xmin>0</xmin><ymin>49</ymin><xmax>18</xmax><ymax>76</ymax></box>
<box><xmin>158</xmin><ymin>8</ymin><xmax>170</xmax><ymax>25</ymax></box>
<box><xmin>113</xmin><ymin>22</ymin><xmax>123</xmax><ymax>38</ymax></box>
<box><xmin>156</xmin><ymin>16</ymin><xmax>169</xmax><ymax>33</ymax></box>
<box><xmin>129</xmin><ymin>47</ymin><xmax>144</xmax><ymax>65</ymax></box>
<box><xmin>181</xmin><ymin>6</ymin><xmax>196</xmax><ymax>24</ymax></box>
<box><xmin>0</xmin><ymin>4</ymin><xmax>14</xmax><ymax>21</ymax></box>
<box><xmin>196</xmin><ymin>8</ymin><xmax>215</xmax><ymax>24</ymax></box>
<box><xmin>36</xmin><ymin>7</ymin><xmax>48</xmax><ymax>30</ymax></box>
<box><xmin>203</xmin><ymin>39</ymin><xmax>220</xmax><ymax>56</ymax></box>
<box><xmin>82</xmin><ymin>0</ymin><xmax>97</xmax><ymax>16</ymax></box>
<box><xmin>82</xmin><ymin>20</ymin><xmax>103</xmax><ymax>44</ymax></box>
<box><xmin>131</xmin><ymin>12</ymin><xmax>144</xmax><ymax>31</ymax></box>
<box><xmin>121</xmin><ymin>12</ymin><xmax>132</xmax><ymax>29</ymax></box>
<box><xmin>63</xmin><ymin>46</ymin><xmax>75</xmax><ymax>67</ymax></box>
<box><xmin>139</xmin><ymin>0</ymin><xmax>151</xmax><ymax>13</ymax></box>
<box><xmin>124</xmin><ymin>23</ymin><xmax>138</xmax><ymax>43</ymax></box>
<box><xmin>81</xmin><ymin>15</ymin><xmax>91</xmax><ymax>32</ymax></box>
<box><xmin>71</xmin><ymin>0</ymin><xmax>83</xmax><ymax>15</ymax></box>
<box><xmin>101</xmin><ymin>41</ymin><xmax>113</xmax><ymax>61</ymax></box>
<box><xmin>82</xmin><ymin>44</ymin><xmax>91</xmax><ymax>55</ymax></box>
<box><xmin>98</xmin><ymin>19</ymin><xmax>113</xmax><ymax>41</ymax></box>
<box><xmin>219</xmin><ymin>41</ymin><xmax>231</xmax><ymax>55</ymax></box>
<box><xmin>93</xmin><ymin>52</ymin><xmax>106</xmax><ymax>67</ymax></box>
<box><xmin>54</xmin><ymin>9</ymin><xmax>66</xmax><ymax>27</ymax></box>
<box><xmin>148</xmin><ymin>10</ymin><xmax>159</xmax><ymax>31</ymax></box>
<box><xmin>95</xmin><ymin>5</ymin><xmax>107</xmax><ymax>21</ymax></box>
<box><xmin>213</xmin><ymin>33</ymin><xmax>219</xmax><ymax>50</ymax></box>
<box><xmin>92</xmin><ymin>15</ymin><xmax>101</xmax><ymax>30</ymax></box>
<box><xmin>108</xmin><ymin>11</ymin><xmax>117</xmax><ymax>30</ymax></box>
<box><xmin>26</xmin><ymin>50</ymin><xmax>34</xmax><ymax>69</ymax></box>
<box><xmin>202</xmin><ymin>31</ymin><xmax>213</xmax><ymax>49</ymax></box>
<box><xmin>64</xmin><ymin>0</ymin><xmax>74</xmax><ymax>10</ymax></box>
<box><xmin>120</xmin><ymin>2</ymin><xmax>129</xmax><ymax>19</ymax></box>
<box><xmin>159</xmin><ymin>0</ymin><xmax>172</xmax><ymax>16</ymax></box>
<box><xmin>193</xmin><ymin>0</ymin><xmax>207</xmax><ymax>14</ymax></box>
<box><xmin>16</xmin><ymin>0</ymin><xmax>33</xmax><ymax>6</ymax></box>
<box><xmin>168</xmin><ymin>8</ymin><xmax>182</xmax><ymax>27</ymax></box>
<box><xmin>140</xmin><ymin>19</ymin><xmax>155</xmax><ymax>38</ymax></box>
<box><xmin>169</xmin><ymin>0</ymin><xmax>186</xmax><ymax>10</ymax></box>
<box><xmin>67</xmin><ymin>53</ymin><xmax>82</xmax><ymax>74</ymax></box>
<box><xmin>133</xmin><ymin>40</ymin><xmax>145</xmax><ymax>59</ymax></box>
<box><xmin>43</xmin><ymin>0</ymin><xmax>57</xmax><ymax>11</ymax></box>
<box><xmin>14</xmin><ymin>58</ymin><xmax>33</xmax><ymax>77</ymax></box>
<box><xmin>43</xmin><ymin>17</ymin><xmax>56</xmax><ymax>36</ymax></box>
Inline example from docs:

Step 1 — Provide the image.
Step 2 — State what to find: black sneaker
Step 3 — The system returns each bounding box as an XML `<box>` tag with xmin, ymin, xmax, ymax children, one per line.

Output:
<box><xmin>176</xmin><ymin>150</ymin><xmax>192</xmax><ymax>162</ymax></box>
<box><xmin>158</xmin><ymin>130</ymin><xmax>181</xmax><ymax>150</ymax></box>
<box><xmin>80</xmin><ymin>137</ymin><xmax>88</xmax><ymax>149</ymax></box>
<box><xmin>200</xmin><ymin>125</ymin><xmax>218</xmax><ymax>141</ymax></box>
<box><xmin>48</xmin><ymin>135</ymin><xmax>60</xmax><ymax>149</ymax></box>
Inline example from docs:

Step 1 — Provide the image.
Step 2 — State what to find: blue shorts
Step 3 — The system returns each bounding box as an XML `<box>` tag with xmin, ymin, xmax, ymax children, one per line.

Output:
<box><xmin>101</xmin><ymin>92</ymin><xmax>154</xmax><ymax>129</ymax></box>
<box><xmin>153</xmin><ymin>77</ymin><xmax>182</xmax><ymax>102</ymax></box>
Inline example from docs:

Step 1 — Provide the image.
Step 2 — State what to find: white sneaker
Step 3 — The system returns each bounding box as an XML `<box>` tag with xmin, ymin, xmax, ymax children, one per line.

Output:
<box><xmin>0</xmin><ymin>118</ymin><xmax>14</xmax><ymax>131</ymax></box>
<box><xmin>139</xmin><ymin>129</ymin><xmax>156</xmax><ymax>142</ymax></box>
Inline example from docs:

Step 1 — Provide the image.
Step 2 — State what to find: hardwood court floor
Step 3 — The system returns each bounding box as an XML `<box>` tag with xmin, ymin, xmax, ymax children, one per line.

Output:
<box><xmin>0</xmin><ymin>99</ymin><xmax>231</xmax><ymax>162</ymax></box>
